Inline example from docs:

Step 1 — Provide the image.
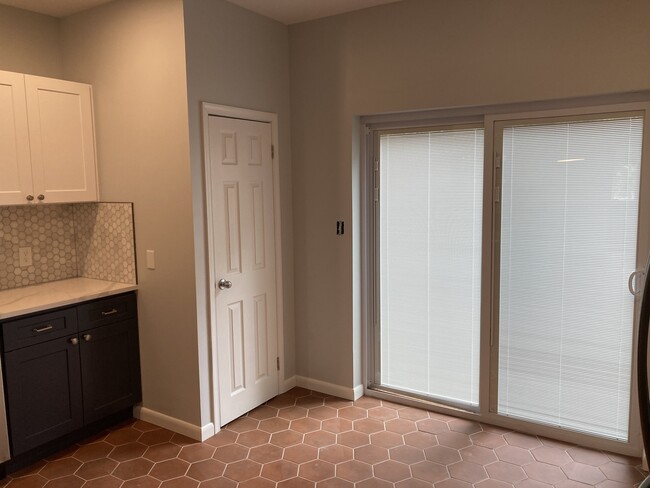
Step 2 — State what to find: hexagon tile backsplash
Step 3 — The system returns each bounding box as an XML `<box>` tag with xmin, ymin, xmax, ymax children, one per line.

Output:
<box><xmin>0</xmin><ymin>203</ymin><xmax>136</xmax><ymax>291</ymax></box>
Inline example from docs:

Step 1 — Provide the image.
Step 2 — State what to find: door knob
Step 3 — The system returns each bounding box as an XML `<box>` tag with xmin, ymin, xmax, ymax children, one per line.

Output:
<box><xmin>37</xmin><ymin>194</ymin><xmax>45</xmax><ymax>201</ymax></box>
<box><xmin>218</xmin><ymin>279</ymin><xmax>233</xmax><ymax>290</ymax></box>
<box><xmin>69</xmin><ymin>337</ymin><xmax>79</xmax><ymax>345</ymax></box>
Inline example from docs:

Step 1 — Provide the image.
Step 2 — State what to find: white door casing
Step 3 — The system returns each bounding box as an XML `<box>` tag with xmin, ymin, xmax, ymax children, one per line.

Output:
<box><xmin>204</xmin><ymin>105</ymin><xmax>283</xmax><ymax>427</ymax></box>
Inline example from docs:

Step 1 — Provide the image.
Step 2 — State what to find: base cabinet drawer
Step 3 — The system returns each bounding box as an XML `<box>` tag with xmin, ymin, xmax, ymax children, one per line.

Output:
<box><xmin>1</xmin><ymin>292</ymin><xmax>140</xmax><ymax>458</ymax></box>
<box><xmin>4</xmin><ymin>336</ymin><xmax>83</xmax><ymax>455</ymax></box>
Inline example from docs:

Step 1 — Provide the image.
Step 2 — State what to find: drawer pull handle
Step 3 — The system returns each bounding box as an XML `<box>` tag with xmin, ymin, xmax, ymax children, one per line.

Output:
<box><xmin>101</xmin><ymin>309</ymin><xmax>118</xmax><ymax>316</ymax></box>
<box><xmin>83</xmin><ymin>334</ymin><xmax>92</xmax><ymax>342</ymax></box>
<box><xmin>32</xmin><ymin>325</ymin><xmax>53</xmax><ymax>333</ymax></box>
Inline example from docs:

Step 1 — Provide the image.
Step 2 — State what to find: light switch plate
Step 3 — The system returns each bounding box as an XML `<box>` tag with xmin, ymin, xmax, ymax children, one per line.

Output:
<box><xmin>18</xmin><ymin>247</ymin><xmax>32</xmax><ymax>267</ymax></box>
<box><xmin>146</xmin><ymin>250</ymin><xmax>155</xmax><ymax>270</ymax></box>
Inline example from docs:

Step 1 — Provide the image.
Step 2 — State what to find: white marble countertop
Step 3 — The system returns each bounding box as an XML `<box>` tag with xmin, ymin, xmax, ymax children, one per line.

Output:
<box><xmin>0</xmin><ymin>278</ymin><xmax>138</xmax><ymax>320</ymax></box>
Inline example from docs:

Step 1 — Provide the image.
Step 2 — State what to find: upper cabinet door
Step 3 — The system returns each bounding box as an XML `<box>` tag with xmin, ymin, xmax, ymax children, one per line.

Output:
<box><xmin>0</xmin><ymin>70</ymin><xmax>33</xmax><ymax>205</ymax></box>
<box><xmin>25</xmin><ymin>75</ymin><xmax>98</xmax><ymax>203</ymax></box>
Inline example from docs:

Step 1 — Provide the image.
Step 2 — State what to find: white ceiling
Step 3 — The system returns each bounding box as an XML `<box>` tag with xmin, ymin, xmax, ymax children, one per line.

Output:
<box><xmin>0</xmin><ymin>0</ymin><xmax>403</xmax><ymax>23</ymax></box>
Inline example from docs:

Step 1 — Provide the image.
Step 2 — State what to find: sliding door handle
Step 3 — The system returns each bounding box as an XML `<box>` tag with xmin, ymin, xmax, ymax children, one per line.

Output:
<box><xmin>629</xmin><ymin>269</ymin><xmax>645</xmax><ymax>296</ymax></box>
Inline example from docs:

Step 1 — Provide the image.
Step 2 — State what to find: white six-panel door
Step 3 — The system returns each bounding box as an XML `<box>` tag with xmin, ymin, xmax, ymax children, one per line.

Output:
<box><xmin>208</xmin><ymin>115</ymin><xmax>279</xmax><ymax>426</ymax></box>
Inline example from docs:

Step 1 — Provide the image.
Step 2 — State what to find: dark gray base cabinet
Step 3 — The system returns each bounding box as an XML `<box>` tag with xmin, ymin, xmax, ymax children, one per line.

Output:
<box><xmin>2</xmin><ymin>292</ymin><xmax>141</xmax><ymax>456</ymax></box>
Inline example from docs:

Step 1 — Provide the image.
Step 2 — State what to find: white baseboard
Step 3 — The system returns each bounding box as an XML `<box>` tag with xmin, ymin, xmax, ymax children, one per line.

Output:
<box><xmin>133</xmin><ymin>405</ymin><xmax>215</xmax><ymax>442</ymax></box>
<box><xmin>282</xmin><ymin>375</ymin><xmax>297</xmax><ymax>393</ymax></box>
<box><xmin>294</xmin><ymin>375</ymin><xmax>364</xmax><ymax>401</ymax></box>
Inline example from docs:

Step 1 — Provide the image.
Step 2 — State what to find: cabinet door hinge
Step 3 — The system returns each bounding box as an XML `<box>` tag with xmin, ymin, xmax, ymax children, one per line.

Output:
<box><xmin>276</xmin><ymin>357</ymin><xmax>280</xmax><ymax>371</ymax></box>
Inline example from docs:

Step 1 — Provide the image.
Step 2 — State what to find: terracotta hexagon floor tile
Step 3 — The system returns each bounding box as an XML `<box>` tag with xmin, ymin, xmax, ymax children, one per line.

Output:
<box><xmin>448</xmin><ymin>460</ymin><xmax>488</xmax><ymax>483</ymax></box>
<box><xmin>354</xmin><ymin>444</ymin><xmax>389</xmax><ymax>465</ymax></box>
<box><xmin>237</xmin><ymin>430</ymin><xmax>271</xmax><ymax>448</ymax></box>
<box><xmin>437</xmin><ymin>432</ymin><xmax>472</xmax><ymax>450</ymax></box>
<box><xmin>259</xmin><ymin>417</ymin><xmax>291</xmax><ymax>433</ymax></box>
<box><xmin>337</xmin><ymin>431</ymin><xmax>370</xmax><ymax>448</ymax></box>
<box><xmin>266</xmin><ymin>394</ymin><xmax>298</xmax><ymax>409</ymax></box>
<box><xmin>599</xmin><ymin>462</ymin><xmax>645</xmax><ymax>484</ymax></box>
<box><xmin>238</xmin><ymin>477</ymin><xmax>275</xmax><ymax>488</ymax></box>
<box><xmin>75</xmin><ymin>458</ymin><xmax>118</xmax><ymax>480</ymax></box>
<box><xmin>113</xmin><ymin>458</ymin><xmax>155</xmax><ymax>481</ymax></box>
<box><xmin>323</xmin><ymin>397</ymin><xmax>353</xmax><ymax>409</ymax></box>
<box><xmin>424</xmin><ymin>445</ymin><xmax>462</xmax><ymax>465</ymax></box>
<box><xmin>403</xmin><ymin>431</ymin><xmax>437</xmax><ymax>449</ymax></box>
<box><xmin>104</xmin><ymin>429</ymin><xmax>142</xmax><ymax>446</ymax></box>
<box><xmin>417</xmin><ymin>418</ymin><xmax>450</xmax><ymax>434</ymax></box>
<box><xmin>304</xmin><ymin>431</ymin><xmax>336</xmax><ymax>448</ymax></box>
<box><xmin>321</xmin><ymin>418</ymin><xmax>352</xmax><ymax>434</ymax></box>
<box><xmin>212</xmin><ymin>443</ymin><xmax>249</xmax><ymax>463</ymax></box>
<box><xmin>132</xmin><ymin>421</ymin><xmax>160</xmax><ymax>433</ymax></box>
<box><xmin>367</xmin><ymin>407</ymin><xmax>398</xmax><ymax>421</ymax></box>
<box><xmin>398</xmin><ymin>407</ymin><xmax>430</xmax><ymax>422</ymax></box>
<box><xmin>485</xmin><ymin>461</ymin><xmax>526</xmax><ymax>483</ymax></box>
<box><xmin>144</xmin><ymin>443</ymin><xmax>183</xmax><ymax>462</ymax></box>
<box><xmin>385</xmin><ymin>418</ymin><xmax>417</xmax><ymax>435</ymax></box>
<box><xmin>249</xmin><ymin>444</ymin><xmax>284</xmax><ymax>463</ymax></box>
<box><xmin>319</xmin><ymin>444</ymin><xmax>353</xmax><ymax>464</ymax></box>
<box><xmin>308</xmin><ymin>406</ymin><xmax>337</xmax><ymax>421</ymax></box>
<box><xmin>562</xmin><ymin>462</ymin><xmax>607</xmax><ymax>485</ymax></box>
<box><xmin>278</xmin><ymin>407</ymin><xmax>309</xmax><ymax>421</ymax></box>
<box><xmin>299</xmin><ymin>460</ymin><xmax>335</xmax><ymax>482</ymax></box>
<box><xmin>295</xmin><ymin>396</ymin><xmax>325</xmax><ymax>409</ymax></box>
<box><xmin>204</xmin><ymin>430</ymin><xmax>237</xmax><ymax>448</ymax></box>
<box><xmin>495</xmin><ymin>445</ymin><xmax>535</xmax><ymax>466</ymax></box>
<box><xmin>116</xmin><ymin>475</ymin><xmax>161</xmax><ymax>488</ymax></box>
<box><xmin>261</xmin><ymin>460</ymin><xmax>299</xmax><ymax>482</ymax></box>
<box><xmin>338</xmin><ymin>407</ymin><xmax>367</xmax><ymax>421</ymax></box>
<box><xmin>335</xmin><ymin>460</ymin><xmax>373</xmax><ymax>483</ymax></box>
<box><xmin>195</xmin><ymin>476</ymin><xmax>236</xmax><ymax>488</ymax></box>
<box><xmin>185</xmin><ymin>459</ymin><xmax>225</xmax><ymax>481</ymax></box>
<box><xmin>40</xmin><ymin>475</ymin><xmax>84</xmax><ymax>487</ymax></box>
<box><xmin>283</xmin><ymin>444</ymin><xmax>319</xmax><ymax>464</ymax></box>
<box><xmin>290</xmin><ymin>418</ymin><xmax>321</xmax><ymax>434</ymax></box>
<box><xmin>316</xmin><ymin>477</ymin><xmax>354</xmax><ymax>488</ymax></box>
<box><xmin>523</xmin><ymin>462</ymin><xmax>567</xmax><ymax>484</ymax></box>
<box><xmin>474</xmin><ymin>480</ymin><xmax>514</xmax><ymax>488</ymax></box>
<box><xmin>5</xmin><ymin>474</ymin><xmax>48</xmax><ymax>487</ymax></box>
<box><xmin>223</xmin><ymin>459</ymin><xmax>262</xmax><ymax>482</ymax></box>
<box><xmin>370</xmin><ymin>430</ymin><xmax>404</xmax><ymax>449</ymax></box>
<box><xmin>390</xmin><ymin>445</ymin><xmax>426</xmax><ymax>464</ymax></box>
<box><xmin>276</xmin><ymin>477</ymin><xmax>315</xmax><ymax>488</ymax></box>
<box><xmin>225</xmin><ymin>417</ymin><xmax>259</xmax><ymax>434</ymax></box>
<box><xmin>504</xmin><ymin>432</ymin><xmax>542</xmax><ymax>450</ymax></box>
<box><xmin>158</xmin><ymin>478</ymin><xmax>198</xmax><ymax>488</ymax></box>
<box><xmin>410</xmin><ymin>460</ymin><xmax>450</xmax><ymax>483</ymax></box>
<box><xmin>82</xmin><ymin>475</ymin><xmax>123</xmax><ymax>488</ymax></box>
<box><xmin>353</xmin><ymin>397</ymin><xmax>382</xmax><ymax>409</ymax></box>
<box><xmin>139</xmin><ymin>430</ymin><xmax>175</xmax><ymax>447</ymax></box>
<box><xmin>149</xmin><ymin>459</ymin><xmax>189</xmax><ymax>481</ymax></box>
<box><xmin>449</xmin><ymin>419</ymin><xmax>483</xmax><ymax>435</ymax></box>
<box><xmin>531</xmin><ymin>446</ymin><xmax>572</xmax><ymax>466</ymax></box>
<box><xmin>513</xmin><ymin>480</ymin><xmax>552</xmax><ymax>488</ymax></box>
<box><xmin>373</xmin><ymin>460</ymin><xmax>411</xmax><ymax>482</ymax></box>
<box><xmin>460</xmin><ymin>445</ymin><xmax>498</xmax><ymax>466</ymax></box>
<box><xmin>436</xmin><ymin>479</ymin><xmax>473</xmax><ymax>488</ymax></box>
<box><xmin>470</xmin><ymin>431</ymin><xmax>507</xmax><ymax>449</ymax></box>
<box><xmin>178</xmin><ymin>444</ymin><xmax>215</xmax><ymax>463</ymax></box>
<box><xmin>170</xmin><ymin>435</ymin><xmax>199</xmax><ymax>447</ymax></box>
<box><xmin>248</xmin><ymin>406</ymin><xmax>278</xmax><ymax>420</ymax></box>
<box><xmin>73</xmin><ymin>442</ymin><xmax>113</xmax><ymax>462</ymax></box>
<box><xmin>353</xmin><ymin>418</ymin><xmax>384</xmax><ymax>435</ymax></box>
<box><xmin>39</xmin><ymin>458</ymin><xmax>82</xmax><ymax>479</ymax></box>
<box><xmin>270</xmin><ymin>429</ymin><xmax>304</xmax><ymax>448</ymax></box>
<box><xmin>566</xmin><ymin>446</ymin><xmax>610</xmax><ymax>466</ymax></box>
<box><xmin>109</xmin><ymin>442</ymin><xmax>148</xmax><ymax>462</ymax></box>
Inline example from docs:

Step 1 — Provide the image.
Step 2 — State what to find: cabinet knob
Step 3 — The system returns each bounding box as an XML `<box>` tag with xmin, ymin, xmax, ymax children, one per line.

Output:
<box><xmin>70</xmin><ymin>337</ymin><xmax>79</xmax><ymax>345</ymax></box>
<box><xmin>37</xmin><ymin>194</ymin><xmax>45</xmax><ymax>201</ymax></box>
<box><xmin>26</xmin><ymin>195</ymin><xmax>34</xmax><ymax>201</ymax></box>
<box><xmin>83</xmin><ymin>334</ymin><xmax>92</xmax><ymax>342</ymax></box>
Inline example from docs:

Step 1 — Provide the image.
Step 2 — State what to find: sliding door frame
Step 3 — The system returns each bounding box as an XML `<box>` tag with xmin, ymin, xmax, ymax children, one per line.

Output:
<box><xmin>361</xmin><ymin>99</ymin><xmax>650</xmax><ymax>456</ymax></box>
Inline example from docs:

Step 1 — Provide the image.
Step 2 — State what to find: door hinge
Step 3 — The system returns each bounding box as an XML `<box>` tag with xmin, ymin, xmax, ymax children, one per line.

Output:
<box><xmin>276</xmin><ymin>357</ymin><xmax>280</xmax><ymax>371</ymax></box>
<box><xmin>271</xmin><ymin>145</ymin><xmax>275</xmax><ymax>159</ymax></box>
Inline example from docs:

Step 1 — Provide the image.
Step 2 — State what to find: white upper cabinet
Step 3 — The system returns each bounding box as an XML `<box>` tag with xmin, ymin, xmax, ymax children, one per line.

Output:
<box><xmin>0</xmin><ymin>70</ymin><xmax>99</xmax><ymax>205</ymax></box>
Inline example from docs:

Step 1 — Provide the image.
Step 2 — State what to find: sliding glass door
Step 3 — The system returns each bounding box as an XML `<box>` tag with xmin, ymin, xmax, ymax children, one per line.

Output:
<box><xmin>495</xmin><ymin>114</ymin><xmax>643</xmax><ymax>440</ymax></box>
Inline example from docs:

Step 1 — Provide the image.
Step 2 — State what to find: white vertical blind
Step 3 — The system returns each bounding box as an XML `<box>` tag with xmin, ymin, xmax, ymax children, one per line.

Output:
<box><xmin>498</xmin><ymin>116</ymin><xmax>643</xmax><ymax>440</ymax></box>
<box><xmin>380</xmin><ymin>128</ymin><xmax>483</xmax><ymax>406</ymax></box>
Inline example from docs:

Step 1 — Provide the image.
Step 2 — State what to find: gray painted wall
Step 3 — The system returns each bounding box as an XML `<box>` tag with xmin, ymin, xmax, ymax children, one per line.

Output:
<box><xmin>289</xmin><ymin>0</ymin><xmax>650</xmax><ymax>389</ymax></box>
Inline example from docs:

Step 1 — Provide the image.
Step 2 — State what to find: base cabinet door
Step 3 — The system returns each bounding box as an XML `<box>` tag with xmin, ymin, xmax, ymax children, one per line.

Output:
<box><xmin>80</xmin><ymin>319</ymin><xmax>142</xmax><ymax>424</ymax></box>
<box><xmin>4</xmin><ymin>336</ymin><xmax>83</xmax><ymax>456</ymax></box>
